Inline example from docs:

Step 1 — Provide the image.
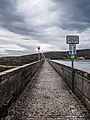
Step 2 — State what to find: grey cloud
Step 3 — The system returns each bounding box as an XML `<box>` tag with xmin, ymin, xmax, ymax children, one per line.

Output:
<box><xmin>1</xmin><ymin>0</ymin><xmax>90</xmax><ymax>35</ymax></box>
<box><xmin>78</xmin><ymin>42</ymin><xmax>90</xmax><ymax>50</ymax></box>
<box><xmin>0</xmin><ymin>0</ymin><xmax>35</xmax><ymax>35</ymax></box>
<box><xmin>0</xmin><ymin>0</ymin><xmax>90</xmax><ymax>56</ymax></box>
<box><xmin>5</xmin><ymin>50</ymin><xmax>34</xmax><ymax>56</ymax></box>
<box><xmin>52</xmin><ymin>0</ymin><xmax>90</xmax><ymax>31</ymax></box>
<box><xmin>0</xmin><ymin>1</ymin><xmax>22</xmax><ymax>28</ymax></box>
<box><xmin>5</xmin><ymin>50</ymin><xmax>23</xmax><ymax>56</ymax></box>
<box><xmin>14</xmin><ymin>43</ymin><xmax>37</xmax><ymax>55</ymax></box>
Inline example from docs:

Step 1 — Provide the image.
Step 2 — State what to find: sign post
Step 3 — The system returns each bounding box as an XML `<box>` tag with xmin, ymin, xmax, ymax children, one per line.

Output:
<box><xmin>38</xmin><ymin>46</ymin><xmax>40</xmax><ymax>60</ymax></box>
<box><xmin>66</xmin><ymin>35</ymin><xmax>79</xmax><ymax>91</ymax></box>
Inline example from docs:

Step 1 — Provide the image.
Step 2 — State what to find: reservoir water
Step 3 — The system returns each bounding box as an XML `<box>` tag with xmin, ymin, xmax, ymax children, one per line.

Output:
<box><xmin>52</xmin><ymin>60</ymin><xmax>90</xmax><ymax>73</ymax></box>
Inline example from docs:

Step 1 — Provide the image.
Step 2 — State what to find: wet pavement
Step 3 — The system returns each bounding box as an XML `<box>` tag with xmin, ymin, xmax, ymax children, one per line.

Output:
<box><xmin>3</xmin><ymin>60</ymin><xmax>90</xmax><ymax>120</ymax></box>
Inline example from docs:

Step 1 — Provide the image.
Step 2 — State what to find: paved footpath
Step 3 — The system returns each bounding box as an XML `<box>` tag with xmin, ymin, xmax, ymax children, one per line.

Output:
<box><xmin>3</xmin><ymin>60</ymin><xmax>90</xmax><ymax>120</ymax></box>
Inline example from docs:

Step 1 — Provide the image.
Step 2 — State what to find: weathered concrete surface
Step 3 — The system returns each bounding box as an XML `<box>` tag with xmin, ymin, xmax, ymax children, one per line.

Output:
<box><xmin>3</xmin><ymin>60</ymin><xmax>89</xmax><ymax>120</ymax></box>
<box><xmin>0</xmin><ymin>60</ymin><xmax>44</xmax><ymax>111</ymax></box>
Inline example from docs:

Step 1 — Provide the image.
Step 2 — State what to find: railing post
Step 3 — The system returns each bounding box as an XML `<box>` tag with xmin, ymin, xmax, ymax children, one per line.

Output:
<box><xmin>71</xmin><ymin>61</ymin><xmax>74</xmax><ymax>92</ymax></box>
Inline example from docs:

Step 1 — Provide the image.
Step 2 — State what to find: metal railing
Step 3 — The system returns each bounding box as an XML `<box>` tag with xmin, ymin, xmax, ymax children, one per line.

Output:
<box><xmin>48</xmin><ymin>60</ymin><xmax>90</xmax><ymax>111</ymax></box>
<box><xmin>61</xmin><ymin>67</ymin><xmax>90</xmax><ymax>101</ymax></box>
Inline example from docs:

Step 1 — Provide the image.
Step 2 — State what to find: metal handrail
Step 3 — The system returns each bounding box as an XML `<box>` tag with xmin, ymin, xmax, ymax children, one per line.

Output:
<box><xmin>74</xmin><ymin>73</ymin><xmax>90</xmax><ymax>83</ymax></box>
<box><xmin>62</xmin><ymin>67</ymin><xmax>90</xmax><ymax>83</ymax></box>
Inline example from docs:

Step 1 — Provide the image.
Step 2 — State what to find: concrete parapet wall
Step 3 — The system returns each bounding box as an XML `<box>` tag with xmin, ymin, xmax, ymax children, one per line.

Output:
<box><xmin>0</xmin><ymin>60</ymin><xmax>44</xmax><ymax>109</ymax></box>
<box><xmin>48</xmin><ymin>60</ymin><xmax>90</xmax><ymax>111</ymax></box>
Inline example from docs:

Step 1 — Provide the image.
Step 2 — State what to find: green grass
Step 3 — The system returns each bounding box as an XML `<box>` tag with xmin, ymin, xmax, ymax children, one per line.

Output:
<box><xmin>0</xmin><ymin>65</ymin><xmax>16</xmax><ymax>68</ymax></box>
<box><xmin>0</xmin><ymin>65</ymin><xmax>16</xmax><ymax>72</ymax></box>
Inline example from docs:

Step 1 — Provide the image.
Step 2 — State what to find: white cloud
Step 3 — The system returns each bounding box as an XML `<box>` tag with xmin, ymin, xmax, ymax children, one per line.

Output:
<box><xmin>1</xmin><ymin>44</ymin><xmax>26</xmax><ymax>51</ymax></box>
<box><xmin>17</xmin><ymin>0</ymin><xmax>59</xmax><ymax>27</ymax></box>
<box><xmin>35</xmin><ymin>43</ymin><xmax>53</xmax><ymax>52</ymax></box>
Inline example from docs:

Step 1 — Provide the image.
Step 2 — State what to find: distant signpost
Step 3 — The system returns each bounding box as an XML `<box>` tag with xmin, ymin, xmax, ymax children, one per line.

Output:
<box><xmin>66</xmin><ymin>35</ymin><xmax>79</xmax><ymax>91</ymax></box>
<box><xmin>38</xmin><ymin>46</ymin><xmax>40</xmax><ymax>60</ymax></box>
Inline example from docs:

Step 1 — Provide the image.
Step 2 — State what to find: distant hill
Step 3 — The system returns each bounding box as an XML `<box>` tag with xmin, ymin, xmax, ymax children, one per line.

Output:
<box><xmin>0</xmin><ymin>53</ymin><xmax>40</xmax><ymax>66</ymax></box>
<box><xmin>44</xmin><ymin>51</ymin><xmax>67</xmax><ymax>59</ymax></box>
<box><xmin>0</xmin><ymin>49</ymin><xmax>90</xmax><ymax>67</ymax></box>
<box><xmin>44</xmin><ymin>49</ymin><xmax>90</xmax><ymax>59</ymax></box>
<box><xmin>77</xmin><ymin>49</ymin><xmax>90</xmax><ymax>59</ymax></box>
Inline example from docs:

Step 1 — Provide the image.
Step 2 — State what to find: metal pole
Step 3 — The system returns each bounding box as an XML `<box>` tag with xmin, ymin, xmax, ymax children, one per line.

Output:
<box><xmin>39</xmin><ymin>50</ymin><xmax>41</xmax><ymax>60</ymax></box>
<box><xmin>38</xmin><ymin>50</ymin><xmax>40</xmax><ymax>60</ymax></box>
<box><xmin>71</xmin><ymin>60</ymin><xmax>74</xmax><ymax>91</ymax></box>
<box><xmin>38</xmin><ymin>47</ymin><xmax>40</xmax><ymax>61</ymax></box>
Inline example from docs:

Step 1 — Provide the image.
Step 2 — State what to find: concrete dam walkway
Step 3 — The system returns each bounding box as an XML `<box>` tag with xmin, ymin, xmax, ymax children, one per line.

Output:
<box><xmin>3</xmin><ymin>60</ymin><xmax>89</xmax><ymax>120</ymax></box>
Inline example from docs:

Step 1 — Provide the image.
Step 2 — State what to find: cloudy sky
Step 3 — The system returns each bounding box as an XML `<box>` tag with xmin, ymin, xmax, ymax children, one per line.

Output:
<box><xmin>0</xmin><ymin>0</ymin><xmax>90</xmax><ymax>56</ymax></box>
